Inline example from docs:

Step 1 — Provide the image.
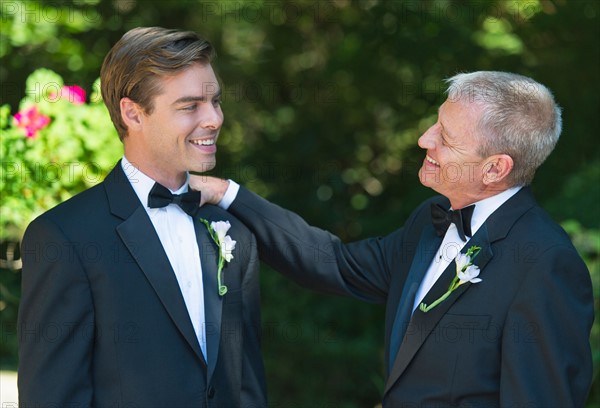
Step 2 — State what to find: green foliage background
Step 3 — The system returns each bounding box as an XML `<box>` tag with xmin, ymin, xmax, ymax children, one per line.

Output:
<box><xmin>1</xmin><ymin>0</ymin><xmax>598</xmax><ymax>406</ymax></box>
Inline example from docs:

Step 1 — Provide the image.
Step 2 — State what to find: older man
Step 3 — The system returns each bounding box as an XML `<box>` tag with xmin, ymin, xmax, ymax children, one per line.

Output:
<box><xmin>192</xmin><ymin>71</ymin><xmax>593</xmax><ymax>407</ymax></box>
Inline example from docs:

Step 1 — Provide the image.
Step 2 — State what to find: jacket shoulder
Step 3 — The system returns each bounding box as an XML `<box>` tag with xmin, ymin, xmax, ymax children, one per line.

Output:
<box><xmin>36</xmin><ymin>183</ymin><xmax>107</xmax><ymax>220</ymax></box>
<box><xmin>514</xmin><ymin>204</ymin><xmax>577</xmax><ymax>249</ymax></box>
<box><xmin>25</xmin><ymin>182</ymin><xmax>111</xmax><ymax>240</ymax></box>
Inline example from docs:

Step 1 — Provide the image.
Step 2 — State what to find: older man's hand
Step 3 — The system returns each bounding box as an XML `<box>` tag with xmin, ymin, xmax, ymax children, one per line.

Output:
<box><xmin>189</xmin><ymin>175</ymin><xmax>229</xmax><ymax>207</ymax></box>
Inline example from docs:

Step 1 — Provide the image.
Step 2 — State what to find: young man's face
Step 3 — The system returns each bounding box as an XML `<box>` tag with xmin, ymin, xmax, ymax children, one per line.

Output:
<box><xmin>127</xmin><ymin>62</ymin><xmax>223</xmax><ymax>188</ymax></box>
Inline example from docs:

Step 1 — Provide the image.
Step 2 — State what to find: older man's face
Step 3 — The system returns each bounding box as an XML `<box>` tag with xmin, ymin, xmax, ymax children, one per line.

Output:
<box><xmin>417</xmin><ymin>99</ymin><xmax>488</xmax><ymax>209</ymax></box>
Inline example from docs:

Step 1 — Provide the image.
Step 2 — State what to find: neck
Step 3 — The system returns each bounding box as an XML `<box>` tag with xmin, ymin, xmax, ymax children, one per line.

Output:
<box><xmin>448</xmin><ymin>184</ymin><xmax>512</xmax><ymax>209</ymax></box>
<box><xmin>123</xmin><ymin>153</ymin><xmax>187</xmax><ymax>191</ymax></box>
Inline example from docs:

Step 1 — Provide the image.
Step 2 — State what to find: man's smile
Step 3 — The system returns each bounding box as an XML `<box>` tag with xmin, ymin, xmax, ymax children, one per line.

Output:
<box><xmin>425</xmin><ymin>155</ymin><xmax>440</xmax><ymax>167</ymax></box>
<box><xmin>190</xmin><ymin>138</ymin><xmax>216</xmax><ymax>146</ymax></box>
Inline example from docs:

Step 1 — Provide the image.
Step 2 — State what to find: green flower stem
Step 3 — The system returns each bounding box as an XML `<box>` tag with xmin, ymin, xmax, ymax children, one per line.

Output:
<box><xmin>419</xmin><ymin>276</ymin><xmax>460</xmax><ymax>313</ymax></box>
<box><xmin>420</xmin><ymin>290</ymin><xmax>452</xmax><ymax>313</ymax></box>
<box><xmin>466</xmin><ymin>246</ymin><xmax>481</xmax><ymax>258</ymax></box>
<box><xmin>199</xmin><ymin>218</ymin><xmax>229</xmax><ymax>297</ymax></box>
<box><xmin>217</xmin><ymin>257</ymin><xmax>227</xmax><ymax>296</ymax></box>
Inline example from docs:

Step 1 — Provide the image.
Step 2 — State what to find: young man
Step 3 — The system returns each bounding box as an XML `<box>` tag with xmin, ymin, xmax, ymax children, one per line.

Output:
<box><xmin>193</xmin><ymin>71</ymin><xmax>594</xmax><ymax>407</ymax></box>
<box><xmin>18</xmin><ymin>27</ymin><xmax>266</xmax><ymax>407</ymax></box>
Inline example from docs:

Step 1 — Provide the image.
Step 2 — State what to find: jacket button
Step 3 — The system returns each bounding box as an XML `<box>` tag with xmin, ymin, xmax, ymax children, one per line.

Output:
<box><xmin>207</xmin><ymin>386</ymin><xmax>215</xmax><ymax>398</ymax></box>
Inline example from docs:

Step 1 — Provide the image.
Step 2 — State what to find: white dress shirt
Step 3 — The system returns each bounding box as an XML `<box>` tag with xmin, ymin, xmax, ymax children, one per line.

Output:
<box><xmin>122</xmin><ymin>157</ymin><xmax>207</xmax><ymax>359</ymax></box>
<box><xmin>412</xmin><ymin>186</ymin><xmax>521</xmax><ymax>312</ymax></box>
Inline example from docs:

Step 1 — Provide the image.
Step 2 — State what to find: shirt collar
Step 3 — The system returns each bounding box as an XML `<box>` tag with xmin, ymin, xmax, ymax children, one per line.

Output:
<box><xmin>121</xmin><ymin>156</ymin><xmax>190</xmax><ymax>209</ymax></box>
<box><xmin>469</xmin><ymin>186</ymin><xmax>522</xmax><ymax>235</ymax></box>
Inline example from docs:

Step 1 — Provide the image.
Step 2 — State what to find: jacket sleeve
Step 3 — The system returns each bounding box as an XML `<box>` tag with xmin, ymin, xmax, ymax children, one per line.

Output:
<box><xmin>229</xmin><ymin>186</ymin><xmax>408</xmax><ymax>304</ymax></box>
<box><xmin>18</xmin><ymin>216</ymin><xmax>94</xmax><ymax>405</ymax></box>
<box><xmin>499</xmin><ymin>244</ymin><xmax>594</xmax><ymax>407</ymax></box>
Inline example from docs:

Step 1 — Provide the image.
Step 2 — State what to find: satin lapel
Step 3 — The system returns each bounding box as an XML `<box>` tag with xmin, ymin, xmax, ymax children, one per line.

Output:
<box><xmin>385</xmin><ymin>224</ymin><xmax>494</xmax><ymax>395</ymax></box>
<box><xmin>104</xmin><ymin>160</ymin><xmax>139</xmax><ymax>220</ymax></box>
<box><xmin>193</xmin><ymin>206</ymin><xmax>223</xmax><ymax>382</ymax></box>
<box><xmin>387</xmin><ymin>224</ymin><xmax>441</xmax><ymax>372</ymax></box>
<box><xmin>116</xmin><ymin>207</ymin><xmax>205</xmax><ymax>363</ymax></box>
<box><xmin>104</xmin><ymin>163</ymin><xmax>205</xmax><ymax>364</ymax></box>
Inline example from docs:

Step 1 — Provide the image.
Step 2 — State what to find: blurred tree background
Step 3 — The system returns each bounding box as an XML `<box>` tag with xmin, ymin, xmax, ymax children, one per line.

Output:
<box><xmin>1</xmin><ymin>0</ymin><xmax>598</xmax><ymax>406</ymax></box>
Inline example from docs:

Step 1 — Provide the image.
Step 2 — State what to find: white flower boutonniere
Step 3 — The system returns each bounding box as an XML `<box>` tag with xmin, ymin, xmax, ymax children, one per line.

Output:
<box><xmin>419</xmin><ymin>245</ymin><xmax>482</xmax><ymax>313</ymax></box>
<box><xmin>199</xmin><ymin>219</ymin><xmax>237</xmax><ymax>296</ymax></box>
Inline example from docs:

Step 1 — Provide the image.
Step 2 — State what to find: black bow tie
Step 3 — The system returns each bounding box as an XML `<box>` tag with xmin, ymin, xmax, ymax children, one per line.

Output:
<box><xmin>430</xmin><ymin>203</ymin><xmax>475</xmax><ymax>242</ymax></box>
<box><xmin>147</xmin><ymin>182</ymin><xmax>201</xmax><ymax>216</ymax></box>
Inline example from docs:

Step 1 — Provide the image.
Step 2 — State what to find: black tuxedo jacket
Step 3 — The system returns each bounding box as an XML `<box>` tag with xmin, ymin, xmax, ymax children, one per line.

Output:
<box><xmin>18</xmin><ymin>163</ymin><xmax>267</xmax><ymax>408</ymax></box>
<box><xmin>228</xmin><ymin>186</ymin><xmax>593</xmax><ymax>407</ymax></box>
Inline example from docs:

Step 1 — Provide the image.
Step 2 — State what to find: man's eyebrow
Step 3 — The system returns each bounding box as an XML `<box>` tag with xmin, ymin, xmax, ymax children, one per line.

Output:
<box><xmin>172</xmin><ymin>90</ymin><xmax>222</xmax><ymax>105</ymax></box>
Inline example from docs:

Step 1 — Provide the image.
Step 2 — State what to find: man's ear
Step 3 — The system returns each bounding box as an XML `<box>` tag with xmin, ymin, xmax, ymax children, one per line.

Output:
<box><xmin>120</xmin><ymin>97</ymin><xmax>143</xmax><ymax>131</ymax></box>
<box><xmin>482</xmin><ymin>154</ymin><xmax>513</xmax><ymax>185</ymax></box>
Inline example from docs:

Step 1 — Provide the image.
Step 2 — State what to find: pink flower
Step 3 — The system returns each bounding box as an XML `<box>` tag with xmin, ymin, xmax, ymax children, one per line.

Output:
<box><xmin>13</xmin><ymin>106</ymin><xmax>51</xmax><ymax>138</ymax></box>
<box><xmin>61</xmin><ymin>85</ymin><xmax>86</xmax><ymax>105</ymax></box>
<box><xmin>49</xmin><ymin>85</ymin><xmax>87</xmax><ymax>105</ymax></box>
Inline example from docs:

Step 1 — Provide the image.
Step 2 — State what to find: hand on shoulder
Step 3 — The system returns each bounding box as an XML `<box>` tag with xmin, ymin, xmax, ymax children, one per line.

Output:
<box><xmin>189</xmin><ymin>175</ymin><xmax>229</xmax><ymax>206</ymax></box>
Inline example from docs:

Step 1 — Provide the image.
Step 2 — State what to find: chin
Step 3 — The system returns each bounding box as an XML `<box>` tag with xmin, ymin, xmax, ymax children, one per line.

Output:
<box><xmin>419</xmin><ymin>175</ymin><xmax>443</xmax><ymax>195</ymax></box>
<box><xmin>191</xmin><ymin>157</ymin><xmax>216</xmax><ymax>173</ymax></box>
<box><xmin>418</xmin><ymin>170</ymin><xmax>435</xmax><ymax>189</ymax></box>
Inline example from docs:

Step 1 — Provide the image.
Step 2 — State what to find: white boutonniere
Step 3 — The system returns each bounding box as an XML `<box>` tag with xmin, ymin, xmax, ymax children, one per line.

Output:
<box><xmin>419</xmin><ymin>245</ymin><xmax>482</xmax><ymax>313</ymax></box>
<box><xmin>199</xmin><ymin>219</ymin><xmax>236</xmax><ymax>296</ymax></box>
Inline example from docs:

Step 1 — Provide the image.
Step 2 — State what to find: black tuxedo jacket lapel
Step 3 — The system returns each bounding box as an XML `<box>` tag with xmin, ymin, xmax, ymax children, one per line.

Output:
<box><xmin>384</xmin><ymin>188</ymin><xmax>536</xmax><ymax>395</ymax></box>
<box><xmin>385</xmin><ymin>225</ymin><xmax>494</xmax><ymax>394</ymax></box>
<box><xmin>193</xmin><ymin>205</ymin><xmax>223</xmax><ymax>382</ymax></box>
<box><xmin>387</xmin><ymin>224</ymin><xmax>441</xmax><ymax>372</ymax></box>
<box><xmin>104</xmin><ymin>163</ymin><xmax>206</xmax><ymax>365</ymax></box>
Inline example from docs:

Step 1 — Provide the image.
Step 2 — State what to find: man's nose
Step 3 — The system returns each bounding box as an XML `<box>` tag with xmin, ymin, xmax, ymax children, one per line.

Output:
<box><xmin>200</xmin><ymin>105</ymin><xmax>223</xmax><ymax>129</ymax></box>
<box><xmin>417</xmin><ymin>123</ymin><xmax>439</xmax><ymax>150</ymax></box>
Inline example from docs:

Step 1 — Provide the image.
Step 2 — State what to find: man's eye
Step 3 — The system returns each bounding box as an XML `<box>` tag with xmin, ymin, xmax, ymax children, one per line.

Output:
<box><xmin>212</xmin><ymin>98</ymin><xmax>221</xmax><ymax>107</ymax></box>
<box><xmin>182</xmin><ymin>105</ymin><xmax>197</xmax><ymax>111</ymax></box>
<box><xmin>441</xmin><ymin>133</ymin><xmax>449</xmax><ymax>146</ymax></box>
